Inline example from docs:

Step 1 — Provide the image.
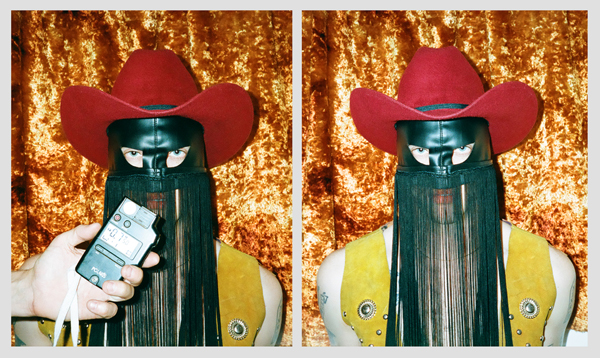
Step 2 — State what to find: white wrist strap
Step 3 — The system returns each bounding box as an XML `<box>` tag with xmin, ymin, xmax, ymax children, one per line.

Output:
<box><xmin>53</xmin><ymin>264</ymin><xmax>81</xmax><ymax>347</ymax></box>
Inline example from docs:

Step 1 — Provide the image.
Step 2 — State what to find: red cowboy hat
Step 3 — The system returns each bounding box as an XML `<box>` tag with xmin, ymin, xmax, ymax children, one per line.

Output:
<box><xmin>350</xmin><ymin>46</ymin><xmax>538</xmax><ymax>155</ymax></box>
<box><xmin>60</xmin><ymin>49</ymin><xmax>254</xmax><ymax>169</ymax></box>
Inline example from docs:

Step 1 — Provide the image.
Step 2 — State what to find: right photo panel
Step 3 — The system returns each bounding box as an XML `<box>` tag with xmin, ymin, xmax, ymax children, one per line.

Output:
<box><xmin>301</xmin><ymin>10</ymin><xmax>587</xmax><ymax>347</ymax></box>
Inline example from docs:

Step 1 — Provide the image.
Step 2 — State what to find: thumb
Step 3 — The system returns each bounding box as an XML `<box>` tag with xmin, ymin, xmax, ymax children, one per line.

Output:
<box><xmin>68</xmin><ymin>223</ymin><xmax>102</xmax><ymax>248</ymax></box>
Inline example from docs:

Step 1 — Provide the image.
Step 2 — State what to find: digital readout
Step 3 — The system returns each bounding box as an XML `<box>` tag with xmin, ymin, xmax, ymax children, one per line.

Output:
<box><xmin>99</xmin><ymin>222</ymin><xmax>141</xmax><ymax>259</ymax></box>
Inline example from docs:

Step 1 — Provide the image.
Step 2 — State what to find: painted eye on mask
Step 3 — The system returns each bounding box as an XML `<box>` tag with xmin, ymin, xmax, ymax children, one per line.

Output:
<box><xmin>121</xmin><ymin>147</ymin><xmax>144</xmax><ymax>168</ymax></box>
<box><xmin>451</xmin><ymin>143</ymin><xmax>474</xmax><ymax>165</ymax></box>
<box><xmin>166</xmin><ymin>146</ymin><xmax>190</xmax><ymax>168</ymax></box>
<box><xmin>408</xmin><ymin>145</ymin><xmax>430</xmax><ymax>165</ymax></box>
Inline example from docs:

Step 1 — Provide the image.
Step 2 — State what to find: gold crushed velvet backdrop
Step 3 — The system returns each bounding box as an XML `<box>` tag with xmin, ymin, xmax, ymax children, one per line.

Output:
<box><xmin>302</xmin><ymin>10</ymin><xmax>587</xmax><ymax>346</ymax></box>
<box><xmin>11</xmin><ymin>10</ymin><xmax>292</xmax><ymax>346</ymax></box>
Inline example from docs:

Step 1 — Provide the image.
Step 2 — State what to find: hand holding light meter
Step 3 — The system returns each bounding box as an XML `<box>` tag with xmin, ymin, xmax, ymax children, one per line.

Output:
<box><xmin>76</xmin><ymin>197</ymin><xmax>161</xmax><ymax>288</ymax></box>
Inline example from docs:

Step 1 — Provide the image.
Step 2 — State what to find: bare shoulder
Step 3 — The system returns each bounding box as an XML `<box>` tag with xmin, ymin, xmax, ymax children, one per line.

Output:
<box><xmin>545</xmin><ymin>243</ymin><xmax>576</xmax><ymax>346</ymax></box>
<box><xmin>258</xmin><ymin>264</ymin><xmax>282</xmax><ymax>298</ymax></box>
<box><xmin>254</xmin><ymin>264</ymin><xmax>283</xmax><ymax>346</ymax></box>
<box><xmin>548</xmin><ymin>245</ymin><xmax>576</xmax><ymax>278</ymax></box>
<box><xmin>317</xmin><ymin>247</ymin><xmax>346</xmax><ymax>282</ymax></box>
<box><xmin>317</xmin><ymin>246</ymin><xmax>362</xmax><ymax>346</ymax></box>
<box><xmin>316</xmin><ymin>247</ymin><xmax>346</xmax><ymax>308</ymax></box>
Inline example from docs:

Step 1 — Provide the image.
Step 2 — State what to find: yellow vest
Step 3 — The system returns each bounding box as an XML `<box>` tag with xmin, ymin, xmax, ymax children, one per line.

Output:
<box><xmin>38</xmin><ymin>242</ymin><xmax>266</xmax><ymax>346</ymax></box>
<box><xmin>340</xmin><ymin>224</ymin><xmax>556</xmax><ymax>346</ymax></box>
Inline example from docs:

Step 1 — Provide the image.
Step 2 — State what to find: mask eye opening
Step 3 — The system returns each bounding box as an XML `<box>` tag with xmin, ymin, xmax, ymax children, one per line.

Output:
<box><xmin>121</xmin><ymin>147</ymin><xmax>144</xmax><ymax>168</ymax></box>
<box><xmin>452</xmin><ymin>143</ymin><xmax>474</xmax><ymax>165</ymax></box>
<box><xmin>166</xmin><ymin>146</ymin><xmax>191</xmax><ymax>168</ymax></box>
<box><xmin>408</xmin><ymin>145</ymin><xmax>430</xmax><ymax>165</ymax></box>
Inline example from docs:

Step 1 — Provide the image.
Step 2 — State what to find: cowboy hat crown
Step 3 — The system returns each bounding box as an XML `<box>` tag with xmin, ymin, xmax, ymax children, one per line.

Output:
<box><xmin>110</xmin><ymin>49</ymin><xmax>200</xmax><ymax>108</ymax></box>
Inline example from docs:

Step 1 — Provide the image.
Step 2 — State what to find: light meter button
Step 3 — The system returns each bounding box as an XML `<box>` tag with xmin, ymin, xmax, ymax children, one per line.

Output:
<box><xmin>90</xmin><ymin>275</ymin><xmax>99</xmax><ymax>284</ymax></box>
<box><xmin>124</xmin><ymin>220</ymin><xmax>131</xmax><ymax>228</ymax></box>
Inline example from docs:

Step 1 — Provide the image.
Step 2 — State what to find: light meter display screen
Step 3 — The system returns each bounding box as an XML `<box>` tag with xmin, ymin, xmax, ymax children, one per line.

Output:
<box><xmin>99</xmin><ymin>222</ymin><xmax>141</xmax><ymax>259</ymax></box>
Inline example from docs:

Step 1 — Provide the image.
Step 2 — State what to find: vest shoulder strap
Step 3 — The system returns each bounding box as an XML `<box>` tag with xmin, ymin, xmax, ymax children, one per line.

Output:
<box><xmin>340</xmin><ymin>228</ymin><xmax>390</xmax><ymax>346</ymax></box>
<box><xmin>504</xmin><ymin>225</ymin><xmax>557</xmax><ymax>346</ymax></box>
<box><xmin>217</xmin><ymin>242</ymin><xmax>266</xmax><ymax>346</ymax></box>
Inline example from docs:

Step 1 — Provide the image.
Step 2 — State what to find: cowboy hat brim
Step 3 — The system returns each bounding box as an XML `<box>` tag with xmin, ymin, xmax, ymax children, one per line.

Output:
<box><xmin>350</xmin><ymin>81</ymin><xmax>538</xmax><ymax>155</ymax></box>
<box><xmin>61</xmin><ymin>82</ymin><xmax>254</xmax><ymax>169</ymax></box>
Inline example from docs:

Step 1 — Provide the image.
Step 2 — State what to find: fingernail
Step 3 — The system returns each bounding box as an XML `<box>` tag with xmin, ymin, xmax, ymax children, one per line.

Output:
<box><xmin>88</xmin><ymin>301</ymin><xmax>98</xmax><ymax>311</ymax></box>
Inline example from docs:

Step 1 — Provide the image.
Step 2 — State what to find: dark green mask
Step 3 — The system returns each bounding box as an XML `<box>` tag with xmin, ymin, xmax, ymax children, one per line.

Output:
<box><xmin>107</xmin><ymin>116</ymin><xmax>206</xmax><ymax>176</ymax></box>
<box><xmin>395</xmin><ymin>117</ymin><xmax>493</xmax><ymax>174</ymax></box>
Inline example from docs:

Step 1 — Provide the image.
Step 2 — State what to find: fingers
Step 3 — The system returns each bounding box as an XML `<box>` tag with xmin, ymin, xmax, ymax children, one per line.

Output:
<box><xmin>97</xmin><ymin>254</ymin><xmax>159</xmax><ymax>301</ymax></box>
<box><xmin>101</xmin><ymin>280</ymin><xmax>134</xmax><ymax>302</ymax></box>
<box><xmin>121</xmin><ymin>265</ymin><xmax>144</xmax><ymax>287</ymax></box>
<box><xmin>141</xmin><ymin>252</ymin><xmax>160</xmax><ymax>268</ymax></box>
<box><xmin>87</xmin><ymin>267</ymin><xmax>144</xmax><ymax>319</ymax></box>
<box><xmin>103</xmin><ymin>263</ymin><xmax>149</xmax><ymax>299</ymax></box>
<box><xmin>87</xmin><ymin>300</ymin><xmax>118</xmax><ymax>319</ymax></box>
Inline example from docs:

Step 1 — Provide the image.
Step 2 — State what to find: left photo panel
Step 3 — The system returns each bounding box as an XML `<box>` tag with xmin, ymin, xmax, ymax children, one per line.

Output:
<box><xmin>10</xmin><ymin>10</ymin><xmax>292</xmax><ymax>347</ymax></box>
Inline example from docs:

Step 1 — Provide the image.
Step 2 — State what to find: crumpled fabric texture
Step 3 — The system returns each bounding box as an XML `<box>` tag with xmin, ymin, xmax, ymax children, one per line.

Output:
<box><xmin>11</xmin><ymin>10</ymin><xmax>292</xmax><ymax>346</ymax></box>
<box><xmin>302</xmin><ymin>10</ymin><xmax>587</xmax><ymax>346</ymax></box>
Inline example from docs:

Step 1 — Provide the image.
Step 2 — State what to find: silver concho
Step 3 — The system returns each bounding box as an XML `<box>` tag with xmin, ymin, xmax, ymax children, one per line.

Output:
<box><xmin>519</xmin><ymin>298</ymin><xmax>540</xmax><ymax>319</ymax></box>
<box><xmin>227</xmin><ymin>318</ymin><xmax>249</xmax><ymax>341</ymax></box>
<box><xmin>357</xmin><ymin>299</ymin><xmax>376</xmax><ymax>320</ymax></box>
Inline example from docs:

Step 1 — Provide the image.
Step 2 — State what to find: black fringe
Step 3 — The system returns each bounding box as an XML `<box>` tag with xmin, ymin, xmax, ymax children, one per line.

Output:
<box><xmin>88</xmin><ymin>172</ymin><xmax>222</xmax><ymax>346</ymax></box>
<box><xmin>386</xmin><ymin>166</ymin><xmax>512</xmax><ymax>346</ymax></box>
